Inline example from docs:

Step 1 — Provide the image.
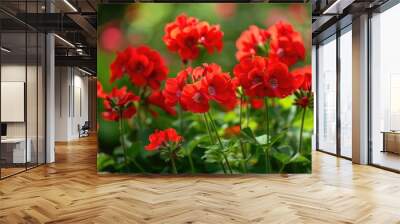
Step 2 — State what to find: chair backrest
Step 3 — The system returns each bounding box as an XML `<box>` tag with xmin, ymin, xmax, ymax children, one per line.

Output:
<box><xmin>82</xmin><ymin>121</ymin><xmax>90</xmax><ymax>129</ymax></box>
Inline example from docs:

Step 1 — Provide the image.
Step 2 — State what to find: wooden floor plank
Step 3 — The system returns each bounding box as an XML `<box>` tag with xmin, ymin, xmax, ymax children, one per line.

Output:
<box><xmin>0</xmin><ymin>135</ymin><xmax>399</xmax><ymax>223</ymax></box>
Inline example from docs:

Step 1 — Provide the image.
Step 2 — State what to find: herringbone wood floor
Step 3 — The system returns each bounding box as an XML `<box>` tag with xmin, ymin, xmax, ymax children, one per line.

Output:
<box><xmin>1</xmin><ymin>136</ymin><xmax>400</xmax><ymax>224</ymax></box>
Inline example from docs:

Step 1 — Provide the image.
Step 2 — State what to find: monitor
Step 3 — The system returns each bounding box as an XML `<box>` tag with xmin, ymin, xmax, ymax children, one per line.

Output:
<box><xmin>1</xmin><ymin>123</ymin><xmax>7</xmax><ymax>137</ymax></box>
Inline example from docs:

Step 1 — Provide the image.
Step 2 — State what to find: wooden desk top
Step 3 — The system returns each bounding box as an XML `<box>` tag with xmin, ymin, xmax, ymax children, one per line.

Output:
<box><xmin>381</xmin><ymin>131</ymin><xmax>400</xmax><ymax>134</ymax></box>
<box><xmin>1</xmin><ymin>138</ymin><xmax>30</xmax><ymax>143</ymax></box>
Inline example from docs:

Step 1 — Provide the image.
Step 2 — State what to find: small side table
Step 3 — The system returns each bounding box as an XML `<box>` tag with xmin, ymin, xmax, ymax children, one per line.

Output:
<box><xmin>381</xmin><ymin>131</ymin><xmax>400</xmax><ymax>154</ymax></box>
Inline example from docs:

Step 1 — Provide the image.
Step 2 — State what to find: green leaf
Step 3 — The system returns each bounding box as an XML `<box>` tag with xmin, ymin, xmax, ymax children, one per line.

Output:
<box><xmin>97</xmin><ymin>153</ymin><xmax>115</xmax><ymax>171</ymax></box>
<box><xmin>202</xmin><ymin>146</ymin><xmax>224</xmax><ymax>163</ymax></box>
<box><xmin>240</xmin><ymin>127</ymin><xmax>257</xmax><ymax>144</ymax></box>
<box><xmin>113</xmin><ymin>146</ymin><xmax>124</xmax><ymax>157</ymax></box>
<box><xmin>288</xmin><ymin>153</ymin><xmax>310</xmax><ymax>165</ymax></box>
<box><xmin>255</xmin><ymin>135</ymin><xmax>268</xmax><ymax>145</ymax></box>
<box><xmin>185</xmin><ymin>135</ymin><xmax>208</xmax><ymax>155</ymax></box>
<box><xmin>272</xmin><ymin>145</ymin><xmax>295</xmax><ymax>164</ymax></box>
<box><xmin>122</xmin><ymin>134</ymin><xmax>133</xmax><ymax>148</ymax></box>
<box><xmin>267</xmin><ymin>131</ymin><xmax>287</xmax><ymax>147</ymax></box>
<box><xmin>126</xmin><ymin>141</ymin><xmax>142</xmax><ymax>158</ymax></box>
<box><xmin>272</xmin><ymin>145</ymin><xmax>310</xmax><ymax>166</ymax></box>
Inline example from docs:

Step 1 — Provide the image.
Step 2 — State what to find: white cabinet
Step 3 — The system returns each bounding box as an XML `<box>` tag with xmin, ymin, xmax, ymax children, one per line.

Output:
<box><xmin>1</xmin><ymin>138</ymin><xmax>32</xmax><ymax>163</ymax></box>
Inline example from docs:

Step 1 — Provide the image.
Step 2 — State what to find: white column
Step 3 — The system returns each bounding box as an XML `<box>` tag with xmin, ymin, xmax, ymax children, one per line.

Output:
<box><xmin>352</xmin><ymin>14</ymin><xmax>369</xmax><ymax>164</ymax></box>
<box><xmin>312</xmin><ymin>45</ymin><xmax>317</xmax><ymax>151</ymax></box>
<box><xmin>46</xmin><ymin>1</ymin><xmax>55</xmax><ymax>163</ymax></box>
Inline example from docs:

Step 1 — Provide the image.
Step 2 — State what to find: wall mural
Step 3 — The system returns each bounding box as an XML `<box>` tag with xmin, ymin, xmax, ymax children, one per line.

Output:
<box><xmin>97</xmin><ymin>3</ymin><xmax>313</xmax><ymax>174</ymax></box>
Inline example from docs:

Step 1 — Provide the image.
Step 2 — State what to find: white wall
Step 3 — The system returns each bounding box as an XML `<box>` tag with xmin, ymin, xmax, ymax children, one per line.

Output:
<box><xmin>1</xmin><ymin>63</ymin><xmax>46</xmax><ymax>164</ymax></box>
<box><xmin>1</xmin><ymin>65</ymin><xmax>36</xmax><ymax>138</ymax></box>
<box><xmin>55</xmin><ymin>67</ymin><xmax>89</xmax><ymax>141</ymax></box>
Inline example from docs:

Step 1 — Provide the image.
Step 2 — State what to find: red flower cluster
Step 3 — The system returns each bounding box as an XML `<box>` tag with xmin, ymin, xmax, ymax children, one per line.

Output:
<box><xmin>268</xmin><ymin>21</ymin><xmax>306</xmax><ymax>67</ymax></box>
<box><xmin>234</xmin><ymin>56</ymin><xmax>295</xmax><ymax>99</ymax></box>
<box><xmin>235</xmin><ymin>25</ymin><xmax>270</xmax><ymax>61</ymax></box>
<box><xmin>97</xmin><ymin>81</ymin><xmax>106</xmax><ymax>99</ymax></box>
<box><xmin>224</xmin><ymin>125</ymin><xmax>241</xmax><ymax>137</ymax></box>
<box><xmin>235</xmin><ymin>21</ymin><xmax>305</xmax><ymax>67</ymax></box>
<box><xmin>163</xmin><ymin>63</ymin><xmax>237</xmax><ymax>113</ymax></box>
<box><xmin>147</xmin><ymin>90</ymin><xmax>177</xmax><ymax>116</ymax></box>
<box><xmin>163</xmin><ymin>14</ymin><xmax>223</xmax><ymax>61</ymax></box>
<box><xmin>292</xmin><ymin>65</ymin><xmax>311</xmax><ymax>91</ymax></box>
<box><xmin>110</xmin><ymin>45</ymin><xmax>168</xmax><ymax>90</ymax></box>
<box><xmin>163</xmin><ymin>68</ymin><xmax>189</xmax><ymax>107</ymax></box>
<box><xmin>99</xmin><ymin>85</ymin><xmax>140</xmax><ymax>121</ymax></box>
<box><xmin>295</xmin><ymin>95</ymin><xmax>311</xmax><ymax>108</ymax></box>
<box><xmin>293</xmin><ymin>66</ymin><xmax>313</xmax><ymax>108</ymax></box>
<box><xmin>145</xmin><ymin>128</ymin><xmax>183</xmax><ymax>151</ymax></box>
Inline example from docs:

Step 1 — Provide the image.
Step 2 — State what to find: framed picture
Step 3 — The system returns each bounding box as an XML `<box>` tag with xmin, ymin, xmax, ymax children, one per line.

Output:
<box><xmin>97</xmin><ymin>3</ymin><xmax>312</xmax><ymax>174</ymax></box>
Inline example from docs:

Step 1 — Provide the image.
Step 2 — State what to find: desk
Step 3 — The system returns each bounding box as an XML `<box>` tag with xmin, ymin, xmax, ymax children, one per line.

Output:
<box><xmin>1</xmin><ymin>138</ymin><xmax>31</xmax><ymax>163</ymax></box>
<box><xmin>382</xmin><ymin>131</ymin><xmax>400</xmax><ymax>154</ymax></box>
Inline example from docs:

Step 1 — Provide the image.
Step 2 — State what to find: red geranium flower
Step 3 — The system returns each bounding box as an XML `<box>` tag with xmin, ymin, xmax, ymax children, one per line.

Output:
<box><xmin>97</xmin><ymin>81</ymin><xmax>106</xmax><ymax>99</ymax></box>
<box><xmin>234</xmin><ymin>56</ymin><xmax>296</xmax><ymax>99</ymax></box>
<box><xmin>250</xmin><ymin>98</ymin><xmax>264</xmax><ymax>109</ymax></box>
<box><xmin>268</xmin><ymin>21</ymin><xmax>306</xmax><ymax>66</ymax></box>
<box><xmin>101</xmin><ymin>86</ymin><xmax>140</xmax><ymax>121</ymax></box>
<box><xmin>292</xmin><ymin>65</ymin><xmax>312</xmax><ymax>91</ymax></box>
<box><xmin>235</xmin><ymin>25</ymin><xmax>270</xmax><ymax>61</ymax></box>
<box><xmin>264</xmin><ymin>60</ymin><xmax>295</xmax><ymax>98</ymax></box>
<box><xmin>180</xmin><ymin>82</ymin><xmax>210</xmax><ymax>113</ymax></box>
<box><xmin>147</xmin><ymin>90</ymin><xmax>177</xmax><ymax>116</ymax></box>
<box><xmin>200</xmin><ymin>71</ymin><xmax>237</xmax><ymax>110</ymax></box>
<box><xmin>110</xmin><ymin>45</ymin><xmax>168</xmax><ymax>90</ymax></box>
<box><xmin>163</xmin><ymin>14</ymin><xmax>223</xmax><ymax>61</ymax></box>
<box><xmin>295</xmin><ymin>96</ymin><xmax>310</xmax><ymax>108</ymax></box>
<box><xmin>191</xmin><ymin>63</ymin><xmax>222</xmax><ymax>81</ymax></box>
<box><xmin>294</xmin><ymin>91</ymin><xmax>313</xmax><ymax>109</ymax></box>
<box><xmin>224</xmin><ymin>125</ymin><xmax>241</xmax><ymax>137</ymax></box>
<box><xmin>198</xmin><ymin>22</ymin><xmax>223</xmax><ymax>55</ymax></box>
<box><xmin>145</xmin><ymin>128</ymin><xmax>183</xmax><ymax>151</ymax></box>
<box><xmin>110</xmin><ymin>48</ymin><xmax>131</xmax><ymax>82</ymax></box>
<box><xmin>233</xmin><ymin>56</ymin><xmax>270</xmax><ymax>97</ymax></box>
<box><xmin>163</xmin><ymin>68</ymin><xmax>189</xmax><ymax>106</ymax></box>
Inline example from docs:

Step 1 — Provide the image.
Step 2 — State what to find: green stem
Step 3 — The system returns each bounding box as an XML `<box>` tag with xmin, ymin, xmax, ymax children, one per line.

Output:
<box><xmin>239</xmin><ymin>95</ymin><xmax>243</xmax><ymax>127</ymax></box>
<box><xmin>169</xmin><ymin>147</ymin><xmax>178</xmax><ymax>174</ymax></box>
<box><xmin>264</xmin><ymin>98</ymin><xmax>270</xmax><ymax>142</ymax></box>
<box><xmin>279</xmin><ymin>163</ymin><xmax>286</xmax><ymax>173</ymax></box>
<box><xmin>119</xmin><ymin>113</ymin><xmax>129</xmax><ymax>169</ymax></box>
<box><xmin>264</xmin><ymin>98</ymin><xmax>271</xmax><ymax>173</ymax></box>
<box><xmin>179</xmin><ymin>106</ymin><xmax>183</xmax><ymax>133</ymax></box>
<box><xmin>298</xmin><ymin>107</ymin><xmax>307</xmax><ymax>155</ymax></box>
<box><xmin>203</xmin><ymin>114</ymin><xmax>225</xmax><ymax>174</ymax></box>
<box><xmin>188</xmin><ymin>152</ymin><xmax>195</xmax><ymax>174</ymax></box>
<box><xmin>246</xmin><ymin>97</ymin><xmax>250</xmax><ymax>127</ymax></box>
<box><xmin>203</xmin><ymin>114</ymin><xmax>215</xmax><ymax>144</ymax></box>
<box><xmin>119</xmin><ymin>113</ymin><xmax>145</xmax><ymax>173</ymax></box>
<box><xmin>207</xmin><ymin>112</ymin><xmax>233</xmax><ymax>174</ymax></box>
<box><xmin>131</xmin><ymin>157</ymin><xmax>145</xmax><ymax>173</ymax></box>
<box><xmin>239</xmin><ymin>95</ymin><xmax>247</xmax><ymax>173</ymax></box>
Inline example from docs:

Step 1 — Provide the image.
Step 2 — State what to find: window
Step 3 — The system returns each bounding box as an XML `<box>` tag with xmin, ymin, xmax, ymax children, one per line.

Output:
<box><xmin>317</xmin><ymin>36</ymin><xmax>337</xmax><ymax>154</ymax></box>
<box><xmin>339</xmin><ymin>27</ymin><xmax>352</xmax><ymax>158</ymax></box>
<box><xmin>370</xmin><ymin>3</ymin><xmax>400</xmax><ymax>171</ymax></box>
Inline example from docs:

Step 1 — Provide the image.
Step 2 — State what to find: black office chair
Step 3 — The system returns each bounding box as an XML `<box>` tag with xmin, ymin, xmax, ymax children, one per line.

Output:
<box><xmin>78</xmin><ymin>121</ymin><xmax>90</xmax><ymax>138</ymax></box>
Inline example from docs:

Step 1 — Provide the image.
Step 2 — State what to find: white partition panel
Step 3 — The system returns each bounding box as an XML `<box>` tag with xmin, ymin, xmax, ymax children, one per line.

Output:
<box><xmin>1</xmin><ymin>82</ymin><xmax>25</xmax><ymax>122</ymax></box>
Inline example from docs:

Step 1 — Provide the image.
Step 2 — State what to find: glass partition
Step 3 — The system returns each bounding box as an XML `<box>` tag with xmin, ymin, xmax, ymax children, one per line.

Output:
<box><xmin>1</xmin><ymin>30</ymin><xmax>28</xmax><ymax>177</ymax></box>
<box><xmin>371</xmin><ymin>4</ymin><xmax>400</xmax><ymax>171</ymax></box>
<box><xmin>317</xmin><ymin>35</ymin><xmax>337</xmax><ymax>154</ymax></box>
<box><xmin>0</xmin><ymin>1</ymin><xmax>46</xmax><ymax>179</ymax></box>
<box><xmin>27</xmin><ymin>30</ymin><xmax>38</xmax><ymax>169</ymax></box>
<box><xmin>38</xmin><ymin>32</ymin><xmax>45</xmax><ymax>165</ymax></box>
<box><xmin>339</xmin><ymin>27</ymin><xmax>352</xmax><ymax>158</ymax></box>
